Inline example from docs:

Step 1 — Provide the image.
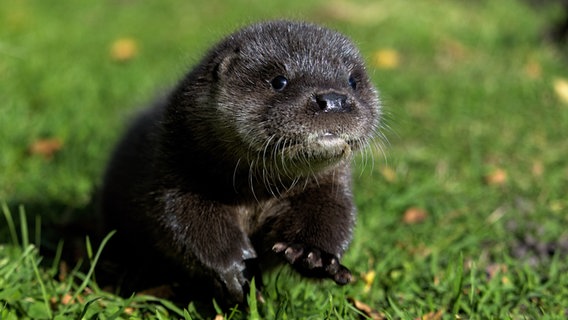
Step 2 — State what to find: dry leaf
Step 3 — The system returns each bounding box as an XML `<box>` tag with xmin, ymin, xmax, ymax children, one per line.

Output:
<box><xmin>524</xmin><ymin>59</ymin><xmax>541</xmax><ymax>79</ymax></box>
<box><xmin>553</xmin><ymin>78</ymin><xmax>568</xmax><ymax>104</ymax></box>
<box><xmin>485</xmin><ymin>168</ymin><xmax>507</xmax><ymax>186</ymax></box>
<box><xmin>29</xmin><ymin>138</ymin><xmax>63</xmax><ymax>159</ymax></box>
<box><xmin>532</xmin><ymin>160</ymin><xmax>544</xmax><ymax>178</ymax></box>
<box><xmin>380</xmin><ymin>166</ymin><xmax>397</xmax><ymax>182</ymax></box>
<box><xmin>436</xmin><ymin>39</ymin><xmax>468</xmax><ymax>69</ymax></box>
<box><xmin>361</xmin><ymin>270</ymin><xmax>376</xmax><ymax>293</ymax></box>
<box><xmin>372</xmin><ymin>49</ymin><xmax>400</xmax><ymax>69</ymax></box>
<box><xmin>403</xmin><ymin>207</ymin><xmax>428</xmax><ymax>224</ymax></box>
<box><xmin>319</xmin><ymin>1</ymin><xmax>387</xmax><ymax>25</ymax></box>
<box><xmin>417</xmin><ymin>310</ymin><xmax>444</xmax><ymax>320</ymax></box>
<box><xmin>61</xmin><ymin>293</ymin><xmax>73</xmax><ymax>305</ymax></box>
<box><xmin>348</xmin><ymin>297</ymin><xmax>385</xmax><ymax>320</ymax></box>
<box><xmin>110</xmin><ymin>38</ymin><xmax>138</xmax><ymax>62</ymax></box>
<box><xmin>58</xmin><ymin>261</ymin><xmax>68</xmax><ymax>282</ymax></box>
<box><xmin>486</xmin><ymin>263</ymin><xmax>508</xmax><ymax>280</ymax></box>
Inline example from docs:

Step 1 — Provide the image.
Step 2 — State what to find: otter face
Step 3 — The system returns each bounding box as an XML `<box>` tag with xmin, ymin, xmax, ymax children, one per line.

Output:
<box><xmin>212</xmin><ymin>21</ymin><xmax>381</xmax><ymax>178</ymax></box>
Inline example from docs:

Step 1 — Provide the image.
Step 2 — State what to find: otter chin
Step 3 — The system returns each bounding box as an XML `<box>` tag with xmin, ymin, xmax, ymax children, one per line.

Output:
<box><xmin>279</xmin><ymin>133</ymin><xmax>353</xmax><ymax>173</ymax></box>
<box><xmin>98</xmin><ymin>20</ymin><xmax>381</xmax><ymax>307</ymax></box>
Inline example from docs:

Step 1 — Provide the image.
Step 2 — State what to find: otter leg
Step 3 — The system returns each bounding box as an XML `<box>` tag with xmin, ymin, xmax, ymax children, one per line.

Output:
<box><xmin>155</xmin><ymin>191</ymin><xmax>259</xmax><ymax>305</ymax></box>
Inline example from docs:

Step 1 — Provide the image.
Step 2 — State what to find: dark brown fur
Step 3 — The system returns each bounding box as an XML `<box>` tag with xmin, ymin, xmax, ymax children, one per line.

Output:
<box><xmin>99</xmin><ymin>20</ymin><xmax>381</xmax><ymax>306</ymax></box>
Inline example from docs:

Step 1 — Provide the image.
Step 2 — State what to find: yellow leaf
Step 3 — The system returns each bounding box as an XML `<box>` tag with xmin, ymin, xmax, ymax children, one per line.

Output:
<box><xmin>362</xmin><ymin>270</ymin><xmax>376</xmax><ymax>293</ymax></box>
<box><xmin>372</xmin><ymin>49</ymin><xmax>400</xmax><ymax>69</ymax></box>
<box><xmin>553</xmin><ymin>78</ymin><xmax>568</xmax><ymax>104</ymax></box>
<box><xmin>380</xmin><ymin>166</ymin><xmax>397</xmax><ymax>182</ymax></box>
<box><xmin>110</xmin><ymin>38</ymin><xmax>138</xmax><ymax>62</ymax></box>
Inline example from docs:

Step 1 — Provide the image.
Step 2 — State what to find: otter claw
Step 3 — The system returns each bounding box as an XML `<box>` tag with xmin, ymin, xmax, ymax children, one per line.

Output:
<box><xmin>273</xmin><ymin>242</ymin><xmax>352</xmax><ymax>284</ymax></box>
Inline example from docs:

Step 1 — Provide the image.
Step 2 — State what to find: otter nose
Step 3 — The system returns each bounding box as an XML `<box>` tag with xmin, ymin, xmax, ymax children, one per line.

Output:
<box><xmin>316</xmin><ymin>92</ymin><xmax>350</xmax><ymax>113</ymax></box>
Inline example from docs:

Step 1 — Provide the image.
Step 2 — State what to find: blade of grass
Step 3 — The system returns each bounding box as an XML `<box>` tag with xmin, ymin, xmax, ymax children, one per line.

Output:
<box><xmin>50</xmin><ymin>240</ymin><xmax>64</xmax><ymax>277</ymax></box>
<box><xmin>1</xmin><ymin>202</ymin><xmax>19</xmax><ymax>246</ymax></box>
<box><xmin>26</xmin><ymin>245</ymin><xmax>53</xmax><ymax>319</ymax></box>
<box><xmin>18</xmin><ymin>205</ymin><xmax>29</xmax><ymax>249</ymax></box>
<box><xmin>450</xmin><ymin>252</ymin><xmax>465</xmax><ymax>315</ymax></box>
<box><xmin>62</xmin><ymin>230</ymin><xmax>115</xmax><ymax>314</ymax></box>
<box><xmin>34</xmin><ymin>214</ymin><xmax>41</xmax><ymax>249</ymax></box>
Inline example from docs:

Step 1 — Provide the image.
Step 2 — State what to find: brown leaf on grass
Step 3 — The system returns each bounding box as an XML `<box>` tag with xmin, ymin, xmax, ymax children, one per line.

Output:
<box><xmin>403</xmin><ymin>207</ymin><xmax>428</xmax><ymax>224</ymax></box>
<box><xmin>372</xmin><ymin>49</ymin><xmax>400</xmax><ymax>70</ymax></box>
<box><xmin>486</xmin><ymin>263</ymin><xmax>508</xmax><ymax>280</ymax></box>
<box><xmin>348</xmin><ymin>297</ymin><xmax>385</xmax><ymax>320</ymax></box>
<box><xmin>29</xmin><ymin>138</ymin><xmax>63</xmax><ymax>159</ymax></box>
<box><xmin>110</xmin><ymin>38</ymin><xmax>138</xmax><ymax>62</ymax></box>
<box><xmin>485</xmin><ymin>168</ymin><xmax>507</xmax><ymax>186</ymax></box>
<box><xmin>524</xmin><ymin>59</ymin><xmax>542</xmax><ymax>79</ymax></box>
<box><xmin>318</xmin><ymin>1</ymin><xmax>388</xmax><ymax>25</ymax></box>
<box><xmin>532</xmin><ymin>160</ymin><xmax>544</xmax><ymax>178</ymax></box>
<box><xmin>58</xmin><ymin>261</ymin><xmax>68</xmax><ymax>282</ymax></box>
<box><xmin>436</xmin><ymin>39</ymin><xmax>468</xmax><ymax>70</ymax></box>
<box><xmin>61</xmin><ymin>293</ymin><xmax>73</xmax><ymax>305</ymax></box>
<box><xmin>416</xmin><ymin>310</ymin><xmax>444</xmax><ymax>320</ymax></box>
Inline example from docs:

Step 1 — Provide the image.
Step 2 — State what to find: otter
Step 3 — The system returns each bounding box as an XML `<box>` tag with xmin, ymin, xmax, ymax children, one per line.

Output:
<box><xmin>99</xmin><ymin>20</ymin><xmax>381</xmax><ymax>306</ymax></box>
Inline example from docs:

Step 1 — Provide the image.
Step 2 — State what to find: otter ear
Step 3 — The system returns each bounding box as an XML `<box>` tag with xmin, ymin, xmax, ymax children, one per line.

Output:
<box><xmin>214</xmin><ymin>47</ymin><xmax>240</xmax><ymax>80</ymax></box>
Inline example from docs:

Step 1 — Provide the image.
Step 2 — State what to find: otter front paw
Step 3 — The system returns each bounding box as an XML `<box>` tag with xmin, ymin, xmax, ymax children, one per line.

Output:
<box><xmin>213</xmin><ymin>258</ymin><xmax>263</xmax><ymax>306</ymax></box>
<box><xmin>272</xmin><ymin>242</ymin><xmax>352</xmax><ymax>285</ymax></box>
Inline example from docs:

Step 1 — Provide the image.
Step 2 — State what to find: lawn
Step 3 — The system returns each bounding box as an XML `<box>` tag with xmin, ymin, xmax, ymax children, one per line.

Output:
<box><xmin>2</xmin><ymin>0</ymin><xmax>568</xmax><ymax>318</ymax></box>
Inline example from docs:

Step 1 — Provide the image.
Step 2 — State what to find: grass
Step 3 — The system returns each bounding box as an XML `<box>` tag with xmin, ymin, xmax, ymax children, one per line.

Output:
<box><xmin>2</xmin><ymin>0</ymin><xmax>568</xmax><ymax>318</ymax></box>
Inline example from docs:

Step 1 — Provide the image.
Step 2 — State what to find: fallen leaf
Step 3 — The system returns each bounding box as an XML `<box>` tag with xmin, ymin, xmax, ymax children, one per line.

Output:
<box><xmin>61</xmin><ymin>293</ymin><xmax>73</xmax><ymax>305</ymax></box>
<box><xmin>486</xmin><ymin>263</ymin><xmax>508</xmax><ymax>280</ymax></box>
<box><xmin>524</xmin><ymin>59</ymin><xmax>541</xmax><ymax>79</ymax></box>
<box><xmin>372</xmin><ymin>49</ymin><xmax>400</xmax><ymax>70</ymax></box>
<box><xmin>380</xmin><ymin>166</ymin><xmax>397</xmax><ymax>182</ymax></box>
<box><xmin>403</xmin><ymin>207</ymin><xmax>428</xmax><ymax>224</ymax></box>
<box><xmin>436</xmin><ymin>39</ymin><xmax>468</xmax><ymax>70</ymax></box>
<box><xmin>485</xmin><ymin>168</ymin><xmax>507</xmax><ymax>186</ymax></box>
<box><xmin>29</xmin><ymin>138</ymin><xmax>63</xmax><ymax>159</ymax></box>
<box><xmin>416</xmin><ymin>310</ymin><xmax>444</xmax><ymax>320</ymax></box>
<box><xmin>532</xmin><ymin>160</ymin><xmax>544</xmax><ymax>178</ymax></box>
<box><xmin>58</xmin><ymin>261</ymin><xmax>68</xmax><ymax>282</ymax></box>
<box><xmin>110</xmin><ymin>38</ymin><xmax>138</xmax><ymax>62</ymax></box>
<box><xmin>348</xmin><ymin>297</ymin><xmax>385</xmax><ymax>320</ymax></box>
<box><xmin>553</xmin><ymin>78</ymin><xmax>568</xmax><ymax>104</ymax></box>
<box><xmin>318</xmin><ymin>1</ymin><xmax>388</xmax><ymax>25</ymax></box>
<box><xmin>361</xmin><ymin>270</ymin><xmax>376</xmax><ymax>293</ymax></box>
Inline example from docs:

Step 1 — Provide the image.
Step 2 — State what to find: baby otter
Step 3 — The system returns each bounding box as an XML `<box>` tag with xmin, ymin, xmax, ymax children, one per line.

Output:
<box><xmin>99</xmin><ymin>20</ymin><xmax>381</xmax><ymax>306</ymax></box>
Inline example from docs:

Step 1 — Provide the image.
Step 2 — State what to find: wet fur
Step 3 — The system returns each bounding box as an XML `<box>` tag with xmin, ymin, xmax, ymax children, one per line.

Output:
<box><xmin>99</xmin><ymin>20</ymin><xmax>381</xmax><ymax>306</ymax></box>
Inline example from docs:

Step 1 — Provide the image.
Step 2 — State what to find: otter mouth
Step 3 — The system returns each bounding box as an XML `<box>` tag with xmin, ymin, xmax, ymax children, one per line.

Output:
<box><xmin>278</xmin><ymin>132</ymin><xmax>353</xmax><ymax>171</ymax></box>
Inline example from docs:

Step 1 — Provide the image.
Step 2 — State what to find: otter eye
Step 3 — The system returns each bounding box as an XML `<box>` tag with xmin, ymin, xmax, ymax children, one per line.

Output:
<box><xmin>271</xmin><ymin>75</ymin><xmax>288</xmax><ymax>91</ymax></box>
<box><xmin>348</xmin><ymin>76</ymin><xmax>357</xmax><ymax>90</ymax></box>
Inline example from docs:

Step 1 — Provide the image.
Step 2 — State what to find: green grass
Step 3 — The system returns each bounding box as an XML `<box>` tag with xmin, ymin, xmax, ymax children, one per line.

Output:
<box><xmin>2</xmin><ymin>0</ymin><xmax>568</xmax><ymax>318</ymax></box>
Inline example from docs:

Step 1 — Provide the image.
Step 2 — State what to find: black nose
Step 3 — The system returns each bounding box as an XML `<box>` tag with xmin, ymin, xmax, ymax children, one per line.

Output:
<box><xmin>316</xmin><ymin>92</ymin><xmax>350</xmax><ymax>113</ymax></box>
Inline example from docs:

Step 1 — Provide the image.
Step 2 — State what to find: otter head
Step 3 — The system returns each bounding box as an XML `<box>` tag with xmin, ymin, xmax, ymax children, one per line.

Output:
<box><xmin>203</xmin><ymin>21</ymin><xmax>381</xmax><ymax>181</ymax></box>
